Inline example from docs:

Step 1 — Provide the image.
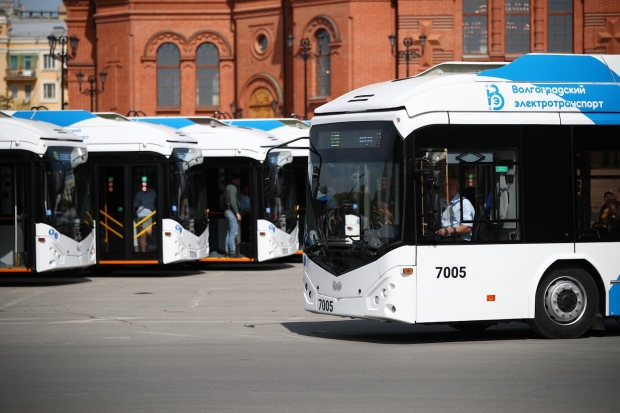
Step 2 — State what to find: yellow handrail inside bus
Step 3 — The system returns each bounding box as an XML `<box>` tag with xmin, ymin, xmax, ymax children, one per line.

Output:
<box><xmin>99</xmin><ymin>210</ymin><xmax>123</xmax><ymax>228</ymax></box>
<box><xmin>134</xmin><ymin>222</ymin><xmax>157</xmax><ymax>239</ymax></box>
<box><xmin>99</xmin><ymin>221</ymin><xmax>123</xmax><ymax>239</ymax></box>
<box><xmin>134</xmin><ymin>210</ymin><xmax>156</xmax><ymax>229</ymax></box>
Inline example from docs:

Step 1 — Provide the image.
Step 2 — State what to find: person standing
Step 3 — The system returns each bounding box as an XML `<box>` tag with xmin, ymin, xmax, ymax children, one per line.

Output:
<box><xmin>224</xmin><ymin>174</ymin><xmax>242</xmax><ymax>257</ymax></box>
<box><xmin>133</xmin><ymin>182</ymin><xmax>156</xmax><ymax>252</ymax></box>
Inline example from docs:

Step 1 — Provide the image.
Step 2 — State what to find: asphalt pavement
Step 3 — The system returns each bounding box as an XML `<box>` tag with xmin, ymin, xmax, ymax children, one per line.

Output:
<box><xmin>1</xmin><ymin>262</ymin><xmax>619</xmax><ymax>413</ymax></box>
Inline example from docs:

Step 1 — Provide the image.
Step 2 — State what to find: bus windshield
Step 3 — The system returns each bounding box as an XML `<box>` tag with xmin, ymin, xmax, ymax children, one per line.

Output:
<box><xmin>264</xmin><ymin>151</ymin><xmax>297</xmax><ymax>234</ymax></box>
<box><xmin>42</xmin><ymin>146</ymin><xmax>92</xmax><ymax>241</ymax></box>
<box><xmin>306</xmin><ymin>121</ymin><xmax>403</xmax><ymax>273</ymax></box>
<box><xmin>168</xmin><ymin>148</ymin><xmax>207</xmax><ymax>235</ymax></box>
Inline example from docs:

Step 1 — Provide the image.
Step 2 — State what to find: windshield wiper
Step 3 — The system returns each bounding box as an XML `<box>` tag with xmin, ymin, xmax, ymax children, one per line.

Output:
<box><xmin>303</xmin><ymin>240</ymin><xmax>327</xmax><ymax>254</ymax></box>
<box><xmin>346</xmin><ymin>236</ymin><xmax>377</xmax><ymax>256</ymax></box>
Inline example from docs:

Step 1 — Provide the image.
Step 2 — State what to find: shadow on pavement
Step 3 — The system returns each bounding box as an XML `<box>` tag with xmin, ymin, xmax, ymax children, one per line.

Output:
<box><xmin>282</xmin><ymin>318</ymin><xmax>620</xmax><ymax>344</ymax></box>
<box><xmin>193</xmin><ymin>262</ymin><xmax>296</xmax><ymax>272</ymax></box>
<box><xmin>0</xmin><ymin>273</ymin><xmax>92</xmax><ymax>287</ymax></box>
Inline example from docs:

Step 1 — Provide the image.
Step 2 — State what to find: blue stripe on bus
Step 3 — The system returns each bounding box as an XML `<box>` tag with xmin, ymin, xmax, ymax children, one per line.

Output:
<box><xmin>10</xmin><ymin>110</ymin><xmax>96</xmax><ymax>126</ymax></box>
<box><xmin>136</xmin><ymin>118</ymin><xmax>196</xmax><ymax>129</ymax></box>
<box><xmin>610</xmin><ymin>276</ymin><xmax>620</xmax><ymax>316</ymax></box>
<box><xmin>583</xmin><ymin>113</ymin><xmax>620</xmax><ymax>125</ymax></box>
<box><xmin>479</xmin><ymin>55</ymin><xmax>620</xmax><ymax>83</ymax></box>
<box><xmin>226</xmin><ymin>119</ymin><xmax>285</xmax><ymax>131</ymax></box>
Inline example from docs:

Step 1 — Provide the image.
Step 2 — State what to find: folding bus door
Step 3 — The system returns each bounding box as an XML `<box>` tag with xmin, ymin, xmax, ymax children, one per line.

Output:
<box><xmin>96</xmin><ymin>164</ymin><xmax>161</xmax><ymax>264</ymax></box>
<box><xmin>0</xmin><ymin>165</ymin><xmax>28</xmax><ymax>271</ymax></box>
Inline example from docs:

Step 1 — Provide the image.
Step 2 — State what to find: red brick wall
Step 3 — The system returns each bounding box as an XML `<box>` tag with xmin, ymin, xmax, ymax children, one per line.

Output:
<box><xmin>65</xmin><ymin>0</ymin><xmax>620</xmax><ymax>119</ymax></box>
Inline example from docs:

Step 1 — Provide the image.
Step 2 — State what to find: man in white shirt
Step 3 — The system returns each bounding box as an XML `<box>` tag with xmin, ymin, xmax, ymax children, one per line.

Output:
<box><xmin>435</xmin><ymin>177</ymin><xmax>475</xmax><ymax>241</ymax></box>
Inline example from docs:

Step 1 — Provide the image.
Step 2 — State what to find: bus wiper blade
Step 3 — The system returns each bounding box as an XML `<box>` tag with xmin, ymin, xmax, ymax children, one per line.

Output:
<box><xmin>346</xmin><ymin>236</ymin><xmax>377</xmax><ymax>256</ymax></box>
<box><xmin>303</xmin><ymin>238</ymin><xmax>330</xmax><ymax>254</ymax></box>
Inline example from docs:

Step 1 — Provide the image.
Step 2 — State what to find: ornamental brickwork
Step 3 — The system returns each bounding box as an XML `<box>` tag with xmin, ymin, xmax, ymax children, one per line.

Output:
<box><xmin>63</xmin><ymin>0</ymin><xmax>620</xmax><ymax>119</ymax></box>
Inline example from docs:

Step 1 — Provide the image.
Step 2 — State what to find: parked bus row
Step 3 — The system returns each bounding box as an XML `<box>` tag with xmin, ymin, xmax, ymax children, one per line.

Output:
<box><xmin>0</xmin><ymin>110</ymin><xmax>308</xmax><ymax>273</ymax></box>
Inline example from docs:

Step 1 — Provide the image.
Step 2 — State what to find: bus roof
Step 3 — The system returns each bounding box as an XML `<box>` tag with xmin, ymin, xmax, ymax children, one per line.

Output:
<box><xmin>313</xmin><ymin>54</ymin><xmax>620</xmax><ymax>126</ymax></box>
<box><xmin>221</xmin><ymin>118</ymin><xmax>310</xmax><ymax>155</ymax></box>
<box><xmin>133</xmin><ymin>116</ymin><xmax>284</xmax><ymax>161</ymax></box>
<box><xmin>0</xmin><ymin>116</ymin><xmax>85</xmax><ymax>153</ymax></box>
<box><xmin>7</xmin><ymin>110</ymin><xmax>197</xmax><ymax>155</ymax></box>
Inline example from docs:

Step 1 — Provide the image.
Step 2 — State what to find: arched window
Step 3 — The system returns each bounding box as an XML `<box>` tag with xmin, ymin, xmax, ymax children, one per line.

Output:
<box><xmin>157</xmin><ymin>43</ymin><xmax>180</xmax><ymax>107</ymax></box>
<box><xmin>196</xmin><ymin>43</ymin><xmax>220</xmax><ymax>107</ymax></box>
<box><xmin>315</xmin><ymin>29</ymin><xmax>331</xmax><ymax>97</ymax></box>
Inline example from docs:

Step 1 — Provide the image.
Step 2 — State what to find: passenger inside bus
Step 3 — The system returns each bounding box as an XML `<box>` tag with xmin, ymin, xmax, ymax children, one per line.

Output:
<box><xmin>240</xmin><ymin>183</ymin><xmax>251</xmax><ymax>243</ymax></box>
<box><xmin>224</xmin><ymin>174</ymin><xmax>242</xmax><ymax>257</ymax></box>
<box><xmin>435</xmin><ymin>177</ymin><xmax>475</xmax><ymax>241</ymax></box>
<box><xmin>597</xmin><ymin>189</ymin><xmax>620</xmax><ymax>235</ymax></box>
<box><xmin>133</xmin><ymin>181</ymin><xmax>156</xmax><ymax>252</ymax></box>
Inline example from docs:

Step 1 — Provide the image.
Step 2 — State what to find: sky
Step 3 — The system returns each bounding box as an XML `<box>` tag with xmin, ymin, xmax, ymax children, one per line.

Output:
<box><xmin>15</xmin><ymin>0</ymin><xmax>64</xmax><ymax>11</ymax></box>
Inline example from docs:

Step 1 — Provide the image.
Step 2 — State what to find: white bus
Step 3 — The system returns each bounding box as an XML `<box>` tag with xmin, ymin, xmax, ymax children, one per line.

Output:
<box><xmin>0</xmin><ymin>113</ymin><xmax>95</xmax><ymax>273</ymax></box>
<box><xmin>303</xmin><ymin>53</ymin><xmax>620</xmax><ymax>339</ymax></box>
<box><xmin>224</xmin><ymin>119</ymin><xmax>311</xmax><ymax>256</ymax></box>
<box><xmin>134</xmin><ymin>117</ymin><xmax>299</xmax><ymax>263</ymax></box>
<box><xmin>9</xmin><ymin>110</ymin><xmax>207</xmax><ymax>268</ymax></box>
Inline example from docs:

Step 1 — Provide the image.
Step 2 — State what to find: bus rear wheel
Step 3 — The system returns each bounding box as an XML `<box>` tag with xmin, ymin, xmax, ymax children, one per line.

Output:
<box><xmin>530</xmin><ymin>268</ymin><xmax>598</xmax><ymax>339</ymax></box>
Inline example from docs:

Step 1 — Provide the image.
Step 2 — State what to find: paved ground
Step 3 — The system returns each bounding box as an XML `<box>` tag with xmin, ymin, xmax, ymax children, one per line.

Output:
<box><xmin>0</xmin><ymin>262</ymin><xmax>619</xmax><ymax>413</ymax></box>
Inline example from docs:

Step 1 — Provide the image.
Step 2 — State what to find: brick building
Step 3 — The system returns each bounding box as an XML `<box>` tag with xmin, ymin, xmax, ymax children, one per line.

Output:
<box><xmin>64</xmin><ymin>0</ymin><xmax>619</xmax><ymax>119</ymax></box>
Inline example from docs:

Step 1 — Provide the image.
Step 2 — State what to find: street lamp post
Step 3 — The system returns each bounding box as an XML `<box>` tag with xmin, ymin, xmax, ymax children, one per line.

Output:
<box><xmin>76</xmin><ymin>71</ymin><xmax>107</xmax><ymax>112</ymax></box>
<box><xmin>287</xmin><ymin>35</ymin><xmax>317</xmax><ymax>121</ymax></box>
<box><xmin>47</xmin><ymin>34</ymin><xmax>79</xmax><ymax>110</ymax></box>
<box><xmin>388</xmin><ymin>33</ymin><xmax>427</xmax><ymax>78</ymax></box>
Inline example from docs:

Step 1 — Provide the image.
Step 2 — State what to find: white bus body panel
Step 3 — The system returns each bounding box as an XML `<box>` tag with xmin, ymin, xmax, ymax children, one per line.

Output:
<box><xmin>575</xmin><ymin>243</ymin><xmax>620</xmax><ymax>316</ymax></box>
<box><xmin>416</xmin><ymin>244</ymin><xmax>575</xmax><ymax>323</ymax></box>
<box><xmin>160</xmin><ymin>219</ymin><xmax>209</xmax><ymax>264</ymax></box>
<box><xmin>256</xmin><ymin>219</ymin><xmax>298</xmax><ymax>262</ymax></box>
<box><xmin>303</xmin><ymin>247</ymin><xmax>417</xmax><ymax>323</ymax></box>
<box><xmin>35</xmin><ymin>223</ymin><xmax>96</xmax><ymax>273</ymax></box>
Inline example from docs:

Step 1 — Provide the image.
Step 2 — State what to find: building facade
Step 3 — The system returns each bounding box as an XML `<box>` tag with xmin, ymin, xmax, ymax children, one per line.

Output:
<box><xmin>0</xmin><ymin>2</ymin><xmax>67</xmax><ymax>110</ymax></box>
<box><xmin>64</xmin><ymin>0</ymin><xmax>619</xmax><ymax>119</ymax></box>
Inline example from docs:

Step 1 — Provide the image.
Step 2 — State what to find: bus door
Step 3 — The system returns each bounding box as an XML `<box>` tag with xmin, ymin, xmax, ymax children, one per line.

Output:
<box><xmin>0</xmin><ymin>164</ymin><xmax>28</xmax><ymax>271</ymax></box>
<box><xmin>96</xmin><ymin>164</ymin><xmax>161</xmax><ymax>263</ymax></box>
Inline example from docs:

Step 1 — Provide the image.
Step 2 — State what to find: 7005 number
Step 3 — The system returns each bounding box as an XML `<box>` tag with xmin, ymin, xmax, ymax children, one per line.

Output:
<box><xmin>317</xmin><ymin>298</ymin><xmax>333</xmax><ymax>312</ymax></box>
<box><xmin>436</xmin><ymin>266</ymin><xmax>466</xmax><ymax>278</ymax></box>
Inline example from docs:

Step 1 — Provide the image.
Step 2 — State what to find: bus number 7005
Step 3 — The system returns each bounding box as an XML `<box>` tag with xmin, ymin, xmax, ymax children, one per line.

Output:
<box><xmin>436</xmin><ymin>267</ymin><xmax>466</xmax><ymax>279</ymax></box>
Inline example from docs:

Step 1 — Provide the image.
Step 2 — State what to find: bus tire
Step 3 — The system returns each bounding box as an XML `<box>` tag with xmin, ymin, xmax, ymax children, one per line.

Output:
<box><xmin>530</xmin><ymin>268</ymin><xmax>598</xmax><ymax>339</ymax></box>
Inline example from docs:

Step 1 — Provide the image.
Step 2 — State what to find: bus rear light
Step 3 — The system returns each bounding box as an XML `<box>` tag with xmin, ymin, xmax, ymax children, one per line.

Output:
<box><xmin>37</xmin><ymin>238</ymin><xmax>45</xmax><ymax>243</ymax></box>
<box><xmin>487</xmin><ymin>295</ymin><xmax>496</xmax><ymax>302</ymax></box>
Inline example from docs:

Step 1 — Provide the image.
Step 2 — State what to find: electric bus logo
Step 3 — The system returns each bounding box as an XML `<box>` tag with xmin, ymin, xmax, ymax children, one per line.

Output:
<box><xmin>48</xmin><ymin>229</ymin><xmax>59</xmax><ymax>239</ymax></box>
<box><xmin>175</xmin><ymin>224</ymin><xmax>183</xmax><ymax>234</ymax></box>
<box><xmin>486</xmin><ymin>84</ymin><xmax>505</xmax><ymax>111</ymax></box>
<box><xmin>332</xmin><ymin>281</ymin><xmax>342</xmax><ymax>291</ymax></box>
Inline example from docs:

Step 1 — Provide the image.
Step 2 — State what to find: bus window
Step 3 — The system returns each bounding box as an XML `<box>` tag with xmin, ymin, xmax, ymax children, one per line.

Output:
<box><xmin>575</xmin><ymin>126</ymin><xmax>620</xmax><ymax>241</ymax></box>
<box><xmin>414</xmin><ymin>125</ymin><xmax>521</xmax><ymax>245</ymax></box>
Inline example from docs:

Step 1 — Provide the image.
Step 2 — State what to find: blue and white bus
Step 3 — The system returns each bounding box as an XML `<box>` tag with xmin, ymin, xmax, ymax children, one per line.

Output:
<box><xmin>0</xmin><ymin>113</ymin><xmax>94</xmax><ymax>273</ymax></box>
<box><xmin>8</xmin><ymin>110</ymin><xmax>207</xmax><ymax>268</ymax></box>
<box><xmin>303</xmin><ymin>54</ymin><xmax>620</xmax><ymax>339</ymax></box>
<box><xmin>134</xmin><ymin>117</ymin><xmax>299</xmax><ymax>263</ymax></box>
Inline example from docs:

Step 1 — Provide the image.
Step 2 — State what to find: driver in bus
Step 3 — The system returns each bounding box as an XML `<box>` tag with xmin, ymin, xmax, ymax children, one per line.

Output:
<box><xmin>435</xmin><ymin>177</ymin><xmax>475</xmax><ymax>241</ymax></box>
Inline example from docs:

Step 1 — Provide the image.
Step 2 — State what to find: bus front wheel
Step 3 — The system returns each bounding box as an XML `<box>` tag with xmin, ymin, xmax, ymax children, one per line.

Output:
<box><xmin>530</xmin><ymin>268</ymin><xmax>599</xmax><ymax>339</ymax></box>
